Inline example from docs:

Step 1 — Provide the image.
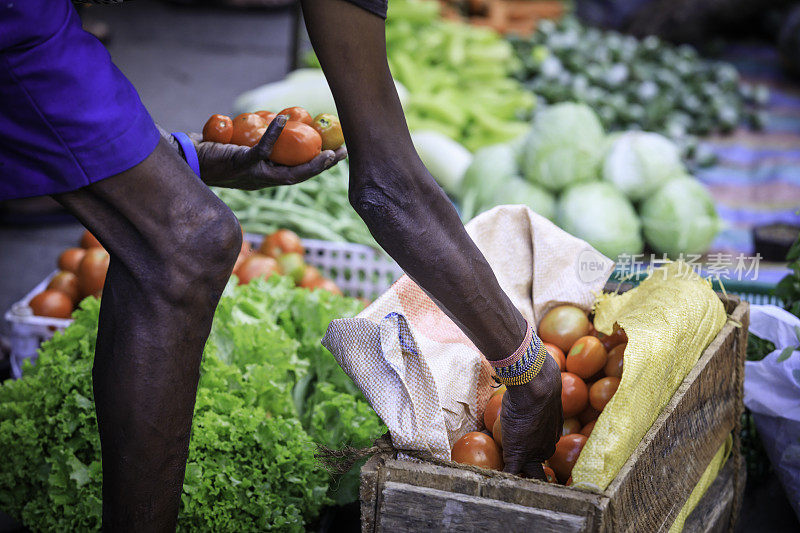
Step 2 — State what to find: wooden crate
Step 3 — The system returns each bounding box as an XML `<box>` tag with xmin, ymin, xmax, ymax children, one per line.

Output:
<box><xmin>360</xmin><ymin>295</ymin><xmax>749</xmax><ymax>532</ymax></box>
<box><xmin>469</xmin><ymin>0</ymin><xmax>565</xmax><ymax>36</ymax></box>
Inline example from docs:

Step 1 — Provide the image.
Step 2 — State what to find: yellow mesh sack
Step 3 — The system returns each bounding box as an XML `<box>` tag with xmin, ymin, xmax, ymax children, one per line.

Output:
<box><xmin>571</xmin><ymin>262</ymin><xmax>727</xmax><ymax>491</ymax></box>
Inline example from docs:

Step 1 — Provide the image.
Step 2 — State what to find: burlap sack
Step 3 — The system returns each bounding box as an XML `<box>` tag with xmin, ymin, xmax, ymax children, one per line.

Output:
<box><xmin>322</xmin><ymin>205</ymin><xmax>614</xmax><ymax>460</ymax></box>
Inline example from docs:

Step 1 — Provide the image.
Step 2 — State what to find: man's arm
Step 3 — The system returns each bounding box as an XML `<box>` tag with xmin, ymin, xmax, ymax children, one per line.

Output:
<box><xmin>301</xmin><ymin>0</ymin><xmax>562</xmax><ymax>476</ymax></box>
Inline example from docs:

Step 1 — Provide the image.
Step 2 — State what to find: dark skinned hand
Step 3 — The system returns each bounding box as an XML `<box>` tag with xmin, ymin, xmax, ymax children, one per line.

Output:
<box><xmin>501</xmin><ymin>355</ymin><xmax>563</xmax><ymax>479</ymax></box>
<box><xmin>159</xmin><ymin>114</ymin><xmax>347</xmax><ymax>190</ymax></box>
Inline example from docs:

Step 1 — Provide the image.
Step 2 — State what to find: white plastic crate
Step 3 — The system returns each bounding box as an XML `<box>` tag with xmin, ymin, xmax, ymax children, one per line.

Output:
<box><xmin>4</xmin><ymin>237</ymin><xmax>403</xmax><ymax>379</ymax></box>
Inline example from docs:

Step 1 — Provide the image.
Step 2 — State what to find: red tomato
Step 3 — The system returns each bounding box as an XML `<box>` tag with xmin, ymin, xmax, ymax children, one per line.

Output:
<box><xmin>566</xmin><ymin>476</ymin><xmax>573</xmax><ymax>486</ymax></box>
<box><xmin>310</xmin><ymin>278</ymin><xmax>343</xmax><ymax>296</ymax></box>
<box><xmin>490</xmin><ymin>384</ymin><xmax>507</xmax><ymax>398</ymax></box>
<box><xmin>589</xmin><ymin>377</ymin><xmax>620</xmax><ymax>411</ymax></box>
<box><xmin>544</xmin><ymin>342</ymin><xmax>565</xmax><ymax>371</ymax></box>
<box><xmin>580</xmin><ymin>420</ymin><xmax>596</xmax><ymax>437</ymax></box>
<box><xmin>80</xmin><ymin>230</ymin><xmax>102</xmax><ymax>249</ymax></box>
<box><xmin>492</xmin><ymin>417</ymin><xmax>502</xmax><ymax>449</ymax></box>
<box><xmin>577</xmin><ymin>404</ymin><xmax>601</xmax><ymax>425</ymax></box>
<box><xmin>255</xmin><ymin>110</ymin><xmax>277</xmax><ymax>124</ymax></box>
<box><xmin>230</xmin><ymin>113</ymin><xmax>268</xmax><ymax>147</ymax></box>
<box><xmin>269</xmin><ymin>121</ymin><xmax>322</xmax><ymax>166</ymax></box>
<box><xmin>232</xmin><ymin>241</ymin><xmax>253</xmax><ymax>277</ymax></box>
<box><xmin>47</xmin><ymin>271</ymin><xmax>80</xmax><ymax>305</ymax></box>
<box><xmin>58</xmin><ymin>247</ymin><xmax>86</xmax><ymax>274</ymax></box>
<box><xmin>77</xmin><ymin>248</ymin><xmax>109</xmax><ymax>297</ymax></box>
<box><xmin>538</xmin><ymin>305</ymin><xmax>591</xmax><ymax>352</ymax></box>
<box><xmin>605</xmin><ymin>343</ymin><xmax>625</xmax><ymax>378</ymax></box>
<box><xmin>483</xmin><ymin>391</ymin><xmax>503</xmax><ymax>432</ymax></box>
<box><xmin>543</xmin><ymin>465</ymin><xmax>557</xmax><ymax>483</ymax></box>
<box><xmin>277</xmin><ymin>106</ymin><xmax>313</xmax><ymax>126</ymax></box>
<box><xmin>562</xmin><ymin>417</ymin><xmax>581</xmax><ymax>436</ymax></box>
<box><xmin>561</xmin><ymin>372</ymin><xmax>589</xmax><ymax>418</ymax></box>
<box><xmin>311</xmin><ymin>113</ymin><xmax>344</xmax><ymax>151</ymax></box>
<box><xmin>260</xmin><ymin>229</ymin><xmax>305</xmax><ymax>258</ymax></box>
<box><xmin>29</xmin><ymin>290</ymin><xmax>73</xmax><ymax>319</ymax></box>
<box><xmin>549</xmin><ymin>433</ymin><xmax>587</xmax><ymax>483</ymax></box>
<box><xmin>236</xmin><ymin>254</ymin><xmax>280</xmax><ymax>285</ymax></box>
<box><xmin>202</xmin><ymin>114</ymin><xmax>233</xmax><ymax>143</ymax></box>
<box><xmin>566</xmin><ymin>336</ymin><xmax>608</xmax><ymax>379</ymax></box>
<box><xmin>299</xmin><ymin>265</ymin><xmax>323</xmax><ymax>288</ymax></box>
<box><xmin>600</xmin><ymin>326</ymin><xmax>628</xmax><ymax>352</ymax></box>
<box><xmin>451</xmin><ymin>432</ymin><xmax>503</xmax><ymax>471</ymax></box>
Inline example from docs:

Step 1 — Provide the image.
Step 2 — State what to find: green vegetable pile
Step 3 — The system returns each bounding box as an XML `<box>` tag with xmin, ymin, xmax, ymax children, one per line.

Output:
<box><xmin>457</xmin><ymin>102</ymin><xmax>721</xmax><ymax>261</ymax></box>
<box><xmin>214</xmin><ymin>160</ymin><xmax>376</xmax><ymax>247</ymax></box>
<box><xmin>510</xmin><ymin>17</ymin><xmax>768</xmax><ymax>146</ymax></box>
<box><xmin>0</xmin><ymin>277</ymin><xmax>384</xmax><ymax>531</ymax></box>
<box><xmin>306</xmin><ymin>0</ymin><xmax>535</xmax><ymax>151</ymax></box>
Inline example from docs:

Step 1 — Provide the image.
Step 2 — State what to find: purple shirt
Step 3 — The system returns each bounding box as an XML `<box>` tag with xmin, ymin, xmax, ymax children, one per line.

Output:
<box><xmin>0</xmin><ymin>0</ymin><xmax>159</xmax><ymax>200</ymax></box>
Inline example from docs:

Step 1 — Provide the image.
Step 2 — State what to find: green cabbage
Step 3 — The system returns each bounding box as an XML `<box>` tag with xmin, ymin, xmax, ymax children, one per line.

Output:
<box><xmin>491</xmin><ymin>177</ymin><xmax>556</xmax><ymax>220</ymax></box>
<box><xmin>411</xmin><ymin>130</ymin><xmax>473</xmax><ymax>194</ymax></box>
<box><xmin>603</xmin><ymin>132</ymin><xmax>684</xmax><ymax>201</ymax></box>
<box><xmin>523</xmin><ymin>103</ymin><xmax>606</xmax><ymax>192</ymax></box>
<box><xmin>640</xmin><ymin>176</ymin><xmax>720</xmax><ymax>259</ymax></box>
<box><xmin>461</xmin><ymin>143</ymin><xmax>520</xmax><ymax>209</ymax></box>
<box><xmin>557</xmin><ymin>182</ymin><xmax>643</xmax><ymax>260</ymax></box>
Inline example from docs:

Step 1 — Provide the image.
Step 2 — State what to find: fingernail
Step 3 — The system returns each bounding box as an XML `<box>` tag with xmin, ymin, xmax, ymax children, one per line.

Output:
<box><xmin>276</xmin><ymin>114</ymin><xmax>288</xmax><ymax>126</ymax></box>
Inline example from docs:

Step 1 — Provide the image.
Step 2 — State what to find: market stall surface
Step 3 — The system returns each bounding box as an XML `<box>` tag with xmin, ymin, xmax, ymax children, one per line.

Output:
<box><xmin>0</xmin><ymin>0</ymin><xmax>798</xmax><ymax>531</ymax></box>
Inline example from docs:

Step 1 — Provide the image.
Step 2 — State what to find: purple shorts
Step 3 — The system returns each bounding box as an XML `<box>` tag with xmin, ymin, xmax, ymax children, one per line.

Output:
<box><xmin>0</xmin><ymin>0</ymin><xmax>159</xmax><ymax>200</ymax></box>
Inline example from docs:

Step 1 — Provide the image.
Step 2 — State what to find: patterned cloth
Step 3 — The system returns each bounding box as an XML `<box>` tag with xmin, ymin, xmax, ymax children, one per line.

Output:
<box><xmin>698</xmin><ymin>44</ymin><xmax>800</xmax><ymax>255</ymax></box>
<box><xmin>322</xmin><ymin>206</ymin><xmax>614</xmax><ymax>459</ymax></box>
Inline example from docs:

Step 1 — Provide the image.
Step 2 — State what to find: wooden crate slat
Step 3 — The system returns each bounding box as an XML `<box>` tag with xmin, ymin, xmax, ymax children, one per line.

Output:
<box><xmin>378</xmin><ymin>481</ymin><xmax>588</xmax><ymax>532</ymax></box>
<box><xmin>603</xmin><ymin>303</ymin><xmax>747</xmax><ymax>532</ymax></box>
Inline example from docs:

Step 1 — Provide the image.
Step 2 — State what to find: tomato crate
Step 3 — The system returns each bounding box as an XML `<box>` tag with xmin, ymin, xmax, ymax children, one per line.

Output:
<box><xmin>4</xmin><ymin>237</ymin><xmax>403</xmax><ymax>379</ymax></box>
<box><xmin>359</xmin><ymin>293</ymin><xmax>749</xmax><ymax>533</ymax></box>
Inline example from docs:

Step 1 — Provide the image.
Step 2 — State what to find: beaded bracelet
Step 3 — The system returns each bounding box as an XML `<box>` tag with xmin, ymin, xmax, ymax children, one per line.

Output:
<box><xmin>490</xmin><ymin>326</ymin><xmax>548</xmax><ymax>386</ymax></box>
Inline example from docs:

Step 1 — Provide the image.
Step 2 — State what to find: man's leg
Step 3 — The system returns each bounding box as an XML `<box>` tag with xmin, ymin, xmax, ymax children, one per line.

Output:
<box><xmin>55</xmin><ymin>139</ymin><xmax>241</xmax><ymax>531</ymax></box>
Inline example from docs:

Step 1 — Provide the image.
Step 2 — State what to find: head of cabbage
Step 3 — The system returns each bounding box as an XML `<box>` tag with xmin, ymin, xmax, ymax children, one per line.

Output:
<box><xmin>491</xmin><ymin>177</ymin><xmax>556</xmax><ymax>220</ymax></box>
<box><xmin>461</xmin><ymin>143</ymin><xmax>521</xmax><ymax>208</ymax></box>
<box><xmin>523</xmin><ymin>103</ymin><xmax>606</xmax><ymax>193</ymax></box>
<box><xmin>640</xmin><ymin>176</ymin><xmax>720</xmax><ymax>259</ymax></box>
<box><xmin>603</xmin><ymin>132</ymin><xmax>685</xmax><ymax>201</ymax></box>
<box><xmin>557</xmin><ymin>182</ymin><xmax>643</xmax><ymax>260</ymax></box>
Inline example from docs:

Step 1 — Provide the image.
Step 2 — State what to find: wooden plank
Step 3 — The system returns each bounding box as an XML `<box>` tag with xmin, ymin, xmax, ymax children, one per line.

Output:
<box><xmin>603</xmin><ymin>302</ymin><xmax>748</xmax><ymax>532</ymax></box>
<box><xmin>377</xmin><ymin>481</ymin><xmax>588</xmax><ymax>533</ymax></box>
<box><xmin>682</xmin><ymin>452</ymin><xmax>744</xmax><ymax>533</ymax></box>
<box><xmin>360</xmin><ymin>455</ymin><xmax>383</xmax><ymax>533</ymax></box>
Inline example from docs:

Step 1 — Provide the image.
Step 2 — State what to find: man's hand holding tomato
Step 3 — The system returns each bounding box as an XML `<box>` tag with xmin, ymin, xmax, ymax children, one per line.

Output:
<box><xmin>159</xmin><ymin>114</ymin><xmax>347</xmax><ymax>191</ymax></box>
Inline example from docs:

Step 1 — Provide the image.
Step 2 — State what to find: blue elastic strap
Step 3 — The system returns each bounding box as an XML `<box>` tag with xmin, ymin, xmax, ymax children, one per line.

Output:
<box><xmin>172</xmin><ymin>132</ymin><xmax>200</xmax><ymax>178</ymax></box>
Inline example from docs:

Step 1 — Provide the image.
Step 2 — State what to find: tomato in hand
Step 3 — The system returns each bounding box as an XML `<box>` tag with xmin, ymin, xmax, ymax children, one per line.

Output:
<box><xmin>80</xmin><ymin>230</ymin><xmax>102</xmax><ymax>249</ymax></box>
<box><xmin>236</xmin><ymin>254</ymin><xmax>280</xmax><ymax>285</ymax></box>
<box><xmin>562</xmin><ymin>417</ymin><xmax>581</xmax><ymax>436</ymax></box>
<box><xmin>269</xmin><ymin>121</ymin><xmax>322</xmax><ymax>166</ymax></box>
<box><xmin>561</xmin><ymin>372</ymin><xmax>589</xmax><ymax>418</ymax></box>
<box><xmin>278</xmin><ymin>106</ymin><xmax>313</xmax><ymax>125</ymax></box>
<box><xmin>589</xmin><ymin>377</ymin><xmax>620</xmax><ymax>411</ymax></box>
<box><xmin>492</xmin><ymin>417</ymin><xmax>502</xmax><ymax>448</ymax></box>
<box><xmin>580</xmin><ymin>420</ymin><xmax>596</xmax><ymax>437</ymax></box>
<box><xmin>483</xmin><ymin>391</ymin><xmax>503</xmax><ymax>432</ymax></box>
<box><xmin>230</xmin><ymin>113</ymin><xmax>268</xmax><ymax>147</ymax></box>
<box><xmin>29</xmin><ymin>290</ymin><xmax>73</xmax><ymax>319</ymax></box>
<box><xmin>202</xmin><ymin>114</ymin><xmax>233</xmax><ymax>143</ymax></box>
<box><xmin>566</xmin><ymin>336</ymin><xmax>608</xmax><ymax>379</ymax></box>
<box><xmin>255</xmin><ymin>110</ymin><xmax>277</xmax><ymax>124</ymax></box>
<box><xmin>605</xmin><ymin>343</ymin><xmax>625</xmax><ymax>378</ymax></box>
<box><xmin>451</xmin><ymin>432</ymin><xmax>503</xmax><ymax>471</ymax></box>
<box><xmin>260</xmin><ymin>229</ymin><xmax>304</xmax><ymax>257</ymax></box>
<box><xmin>78</xmin><ymin>248</ymin><xmax>109</xmax><ymax>297</ymax></box>
<box><xmin>549</xmin><ymin>433</ymin><xmax>587</xmax><ymax>483</ymax></box>
<box><xmin>58</xmin><ymin>247</ymin><xmax>86</xmax><ymax>274</ymax></box>
<box><xmin>47</xmin><ymin>271</ymin><xmax>80</xmax><ymax>305</ymax></box>
<box><xmin>311</xmin><ymin>113</ymin><xmax>345</xmax><ymax>151</ymax></box>
<box><xmin>538</xmin><ymin>305</ymin><xmax>591</xmax><ymax>352</ymax></box>
<box><xmin>544</xmin><ymin>342</ymin><xmax>565</xmax><ymax>371</ymax></box>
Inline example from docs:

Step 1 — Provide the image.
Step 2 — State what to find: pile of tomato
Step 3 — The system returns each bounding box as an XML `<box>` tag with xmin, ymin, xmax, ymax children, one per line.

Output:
<box><xmin>202</xmin><ymin>106</ymin><xmax>344</xmax><ymax>166</ymax></box>
<box><xmin>451</xmin><ymin>304</ymin><xmax>627</xmax><ymax>485</ymax></box>
<box><xmin>28</xmin><ymin>227</ymin><xmax>347</xmax><ymax>320</ymax></box>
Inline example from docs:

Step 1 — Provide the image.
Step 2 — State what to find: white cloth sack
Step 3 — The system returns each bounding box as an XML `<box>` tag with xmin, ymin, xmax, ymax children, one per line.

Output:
<box><xmin>322</xmin><ymin>206</ymin><xmax>614</xmax><ymax>460</ymax></box>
